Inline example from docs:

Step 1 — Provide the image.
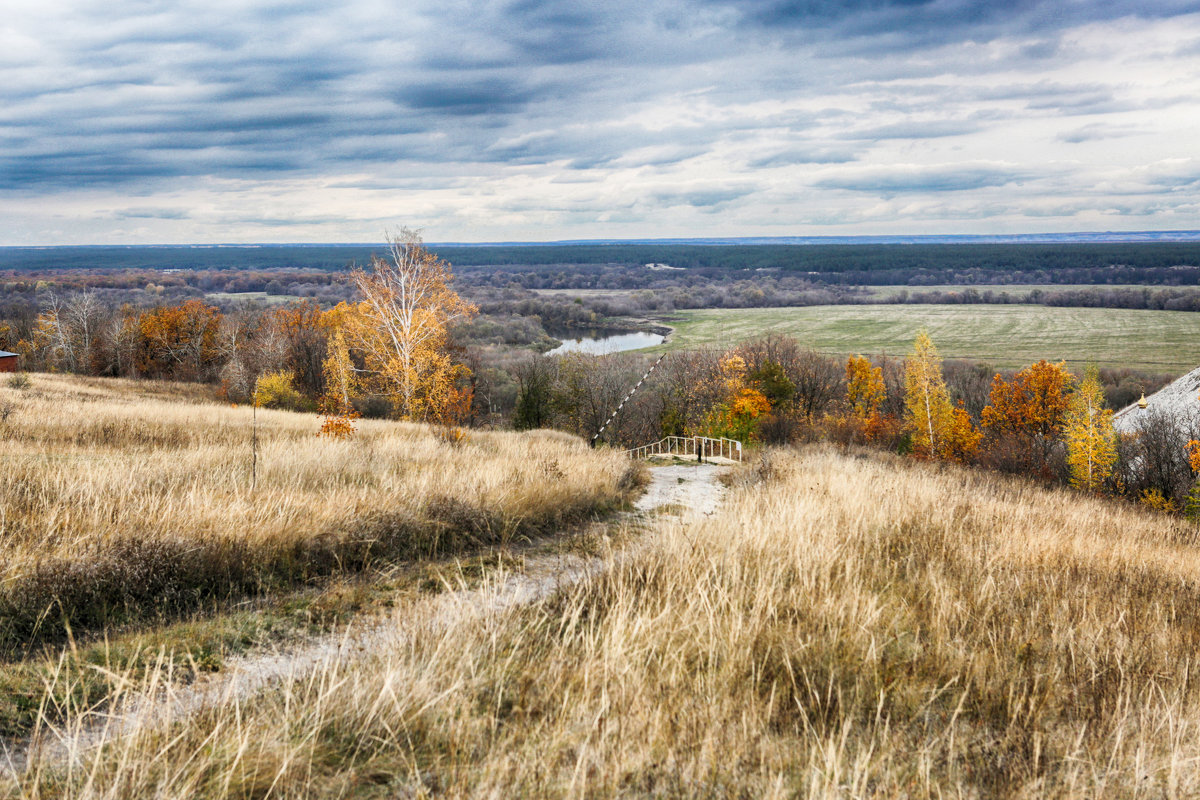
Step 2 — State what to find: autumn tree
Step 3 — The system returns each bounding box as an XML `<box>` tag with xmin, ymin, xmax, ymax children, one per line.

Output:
<box><xmin>99</xmin><ymin>306</ymin><xmax>140</xmax><ymax>378</ymax></box>
<box><xmin>337</xmin><ymin>229</ymin><xmax>476</xmax><ymax>422</ymax></box>
<box><xmin>903</xmin><ymin>331</ymin><xmax>978</xmax><ymax>460</ymax></box>
<box><xmin>841</xmin><ymin>353</ymin><xmax>895</xmax><ymax>444</ymax></box>
<box><xmin>654</xmin><ymin>348</ymin><xmax>725</xmax><ymax>438</ymax></box>
<box><xmin>318</xmin><ymin>329</ymin><xmax>355</xmax><ymax>410</ymax></box>
<box><xmin>701</xmin><ymin>354</ymin><xmax>772</xmax><ymax>443</ymax></box>
<box><xmin>135</xmin><ymin>300</ymin><xmax>222</xmax><ymax>381</ymax></box>
<box><xmin>316</xmin><ymin>328</ymin><xmax>359</xmax><ymax>438</ymax></box>
<box><xmin>1185</xmin><ymin>435</ymin><xmax>1200</xmax><ymax>521</ymax></box>
<box><xmin>274</xmin><ymin>301</ymin><xmax>329</xmax><ymax>398</ymax></box>
<box><xmin>253</xmin><ymin>370</ymin><xmax>303</xmax><ymax>410</ymax></box>
<box><xmin>736</xmin><ymin>335</ymin><xmax>840</xmax><ymax>421</ymax></box>
<box><xmin>846</xmin><ymin>354</ymin><xmax>886</xmax><ymax>419</ymax></box>
<box><xmin>1064</xmin><ymin>365</ymin><xmax>1117</xmax><ymax>492</ymax></box>
<box><xmin>980</xmin><ymin>360</ymin><xmax>1073</xmax><ymax>476</ymax></box>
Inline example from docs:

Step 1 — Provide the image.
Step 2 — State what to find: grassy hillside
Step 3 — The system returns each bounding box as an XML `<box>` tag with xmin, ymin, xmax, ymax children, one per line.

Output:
<box><xmin>0</xmin><ymin>374</ymin><xmax>637</xmax><ymax>654</ymax></box>
<box><xmin>13</xmin><ymin>447</ymin><xmax>1200</xmax><ymax>797</ymax></box>
<box><xmin>663</xmin><ymin>304</ymin><xmax>1200</xmax><ymax>372</ymax></box>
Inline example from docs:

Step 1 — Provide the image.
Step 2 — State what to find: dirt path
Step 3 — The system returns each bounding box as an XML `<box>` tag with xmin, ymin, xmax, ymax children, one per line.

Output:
<box><xmin>634</xmin><ymin>461</ymin><xmax>728</xmax><ymax>517</ymax></box>
<box><xmin>1</xmin><ymin>462</ymin><xmax>730</xmax><ymax>779</ymax></box>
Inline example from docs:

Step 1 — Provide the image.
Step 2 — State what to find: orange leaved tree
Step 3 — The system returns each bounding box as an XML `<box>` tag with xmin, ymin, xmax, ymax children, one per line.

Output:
<box><xmin>980</xmin><ymin>360</ymin><xmax>1073</xmax><ymax>476</ymax></box>
<box><xmin>701</xmin><ymin>354</ymin><xmax>771</xmax><ymax>443</ymax></box>
<box><xmin>135</xmin><ymin>300</ymin><xmax>222</xmax><ymax>381</ymax></box>
<box><xmin>336</xmin><ymin>229</ymin><xmax>477</xmax><ymax>422</ymax></box>
<box><xmin>846</xmin><ymin>354</ymin><xmax>885</xmax><ymax>419</ymax></box>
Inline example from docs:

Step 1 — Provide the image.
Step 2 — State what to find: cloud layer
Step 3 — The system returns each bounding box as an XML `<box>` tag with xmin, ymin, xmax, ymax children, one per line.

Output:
<box><xmin>2</xmin><ymin>0</ymin><xmax>1199</xmax><ymax>243</ymax></box>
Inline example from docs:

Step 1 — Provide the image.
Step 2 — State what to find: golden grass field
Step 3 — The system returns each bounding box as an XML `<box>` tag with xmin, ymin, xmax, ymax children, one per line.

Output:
<box><xmin>661</xmin><ymin>304</ymin><xmax>1200</xmax><ymax>372</ymax></box>
<box><xmin>0</xmin><ymin>374</ymin><xmax>636</xmax><ymax>655</ymax></box>
<box><xmin>10</xmin><ymin>435</ymin><xmax>1200</xmax><ymax>797</ymax></box>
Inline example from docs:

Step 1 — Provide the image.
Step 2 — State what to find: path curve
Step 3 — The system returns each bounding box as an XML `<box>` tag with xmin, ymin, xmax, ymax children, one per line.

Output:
<box><xmin>1</xmin><ymin>462</ymin><xmax>730</xmax><ymax>779</ymax></box>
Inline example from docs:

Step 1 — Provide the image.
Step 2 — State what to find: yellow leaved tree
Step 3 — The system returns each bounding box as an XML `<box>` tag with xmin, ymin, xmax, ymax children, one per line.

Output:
<box><xmin>317</xmin><ymin>328</ymin><xmax>359</xmax><ymax>439</ymax></box>
<box><xmin>701</xmin><ymin>354</ymin><xmax>772</xmax><ymax>443</ymax></box>
<box><xmin>327</xmin><ymin>229</ymin><xmax>476</xmax><ymax>424</ymax></box>
<box><xmin>903</xmin><ymin>330</ymin><xmax>978</xmax><ymax>460</ymax></box>
<box><xmin>845</xmin><ymin>354</ymin><xmax>885</xmax><ymax>419</ymax></box>
<box><xmin>1064</xmin><ymin>365</ymin><xmax>1116</xmax><ymax>492</ymax></box>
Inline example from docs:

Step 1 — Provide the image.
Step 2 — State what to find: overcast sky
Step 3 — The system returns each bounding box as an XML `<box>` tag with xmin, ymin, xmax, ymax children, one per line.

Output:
<box><xmin>3</xmin><ymin>0</ymin><xmax>1200</xmax><ymax>244</ymax></box>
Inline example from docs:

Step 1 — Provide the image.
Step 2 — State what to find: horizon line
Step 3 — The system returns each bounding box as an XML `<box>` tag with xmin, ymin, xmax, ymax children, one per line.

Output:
<box><xmin>5</xmin><ymin>228</ymin><xmax>1200</xmax><ymax>249</ymax></box>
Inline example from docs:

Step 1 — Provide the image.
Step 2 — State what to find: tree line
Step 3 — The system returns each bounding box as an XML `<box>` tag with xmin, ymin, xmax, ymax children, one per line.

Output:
<box><xmin>0</xmin><ymin>232</ymin><xmax>478</xmax><ymax>428</ymax></box>
<box><xmin>508</xmin><ymin>330</ymin><xmax>1194</xmax><ymax>514</ymax></box>
<box><xmin>5</xmin><ymin>232</ymin><xmax>1198</xmax><ymax>515</ymax></box>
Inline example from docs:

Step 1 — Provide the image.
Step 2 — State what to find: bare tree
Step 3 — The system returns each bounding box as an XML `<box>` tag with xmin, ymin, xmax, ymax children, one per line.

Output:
<box><xmin>1121</xmin><ymin>406</ymin><xmax>1200</xmax><ymax>504</ymax></box>
<box><xmin>736</xmin><ymin>335</ymin><xmax>842</xmax><ymax>421</ymax></box>
<box><xmin>34</xmin><ymin>291</ymin><xmax>104</xmax><ymax>373</ymax></box>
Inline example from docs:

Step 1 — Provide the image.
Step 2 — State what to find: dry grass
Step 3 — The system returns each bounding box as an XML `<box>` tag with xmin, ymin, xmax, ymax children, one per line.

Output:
<box><xmin>13</xmin><ymin>446</ymin><xmax>1200</xmax><ymax>796</ymax></box>
<box><xmin>0</xmin><ymin>374</ymin><xmax>637</xmax><ymax>654</ymax></box>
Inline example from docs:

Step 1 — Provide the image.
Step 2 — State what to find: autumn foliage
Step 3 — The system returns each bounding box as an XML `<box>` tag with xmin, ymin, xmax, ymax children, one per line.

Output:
<box><xmin>840</xmin><ymin>354</ymin><xmax>893</xmax><ymax>442</ymax></box>
<box><xmin>902</xmin><ymin>330</ymin><xmax>979</xmax><ymax>461</ymax></box>
<box><xmin>1063</xmin><ymin>365</ymin><xmax>1117</xmax><ymax>492</ymax></box>
<box><xmin>980</xmin><ymin>360</ymin><xmax>1073</xmax><ymax>476</ymax></box>
<box><xmin>335</xmin><ymin>229</ymin><xmax>477</xmax><ymax>423</ymax></box>
<box><xmin>135</xmin><ymin>300</ymin><xmax>222</xmax><ymax>381</ymax></box>
<box><xmin>845</xmin><ymin>354</ymin><xmax>885</xmax><ymax>419</ymax></box>
<box><xmin>700</xmin><ymin>355</ymin><xmax>772</xmax><ymax>442</ymax></box>
<box><xmin>1189</xmin><ymin>439</ymin><xmax>1200</xmax><ymax>473</ymax></box>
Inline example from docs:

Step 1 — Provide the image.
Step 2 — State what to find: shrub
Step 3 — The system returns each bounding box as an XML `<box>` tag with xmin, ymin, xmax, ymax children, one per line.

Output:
<box><xmin>317</xmin><ymin>414</ymin><xmax>357</xmax><ymax>439</ymax></box>
<box><xmin>253</xmin><ymin>371</ymin><xmax>304</xmax><ymax>411</ymax></box>
<box><xmin>1139</xmin><ymin>487</ymin><xmax>1178</xmax><ymax>514</ymax></box>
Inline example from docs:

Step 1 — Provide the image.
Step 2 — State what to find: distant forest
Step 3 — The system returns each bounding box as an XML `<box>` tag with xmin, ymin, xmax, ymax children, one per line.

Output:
<box><xmin>3</xmin><ymin>243</ymin><xmax>1200</xmax><ymax>286</ymax></box>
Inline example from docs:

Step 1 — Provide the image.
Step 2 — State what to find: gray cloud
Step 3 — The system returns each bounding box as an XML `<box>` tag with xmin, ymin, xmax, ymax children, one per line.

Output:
<box><xmin>651</xmin><ymin>187</ymin><xmax>756</xmax><ymax>207</ymax></box>
<box><xmin>843</xmin><ymin>119</ymin><xmax>982</xmax><ymax>140</ymax></box>
<box><xmin>111</xmin><ymin>207</ymin><xmax>191</xmax><ymax>220</ymax></box>
<box><xmin>1</xmin><ymin>0</ymin><xmax>1199</xmax><ymax>241</ymax></box>
<box><xmin>746</xmin><ymin>148</ymin><xmax>860</xmax><ymax>168</ymax></box>
<box><xmin>1057</xmin><ymin>123</ymin><xmax>1143</xmax><ymax>144</ymax></box>
<box><xmin>815</xmin><ymin>164</ymin><xmax>1028</xmax><ymax>194</ymax></box>
<box><xmin>726</xmin><ymin>0</ymin><xmax>1198</xmax><ymax>47</ymax></box>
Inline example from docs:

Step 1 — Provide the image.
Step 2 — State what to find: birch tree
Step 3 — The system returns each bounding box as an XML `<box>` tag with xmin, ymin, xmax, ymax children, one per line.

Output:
<box><xmin>341</xmin><ymin>229</ymin><xmax>476</xmax><ymax>421</ymax></box>
<box><xmin>903</xmin><ymin>330</ymin><xmax>954</xmax><ymax>458</ymax></box>
<box><xmin>1064</xmin><ymin>365</ymin><xmax>1117</xmax><ymax>491</ymax></box>
<box><xmin>34</xmin><ymin>291</ymin><xmax>101</xmax><ymax>372</ymax></box>
<box><xmin>902</xmin><ymin>330</ymin><xmax>979</xmax><ymax>460</ymax></box>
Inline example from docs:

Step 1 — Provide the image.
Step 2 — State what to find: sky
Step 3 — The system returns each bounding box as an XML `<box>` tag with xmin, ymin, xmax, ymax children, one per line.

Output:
<box><xmin>2</xmin><ymin>0</ymin><xmax>1200</xmax><ymax>244</ymax></box>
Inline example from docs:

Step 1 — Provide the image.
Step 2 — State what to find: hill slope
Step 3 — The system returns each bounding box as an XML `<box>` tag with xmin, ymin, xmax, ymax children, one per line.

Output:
<box><xmin>11</xmin><ymin>446</ymin><xmax>1200</xmax><ymax>797</ymax></box>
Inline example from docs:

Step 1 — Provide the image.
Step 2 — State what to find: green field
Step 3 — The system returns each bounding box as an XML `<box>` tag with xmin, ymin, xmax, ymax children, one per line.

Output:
<box><xmin>660</xmin><ymin>305</ymin><xmax>1200</xmax><ymax>373</ymax></box>
<box><xmin>861</xmin><ymin>284</ymin><xmax>1160</xmax><ymax>299</ymax></box>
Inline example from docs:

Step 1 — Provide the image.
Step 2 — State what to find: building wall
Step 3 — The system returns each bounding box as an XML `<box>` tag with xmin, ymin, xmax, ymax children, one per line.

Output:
<box><xmin>0</xmin><ymin>356</ymin><xmax>18</xmax><ymax>373</ymax></box>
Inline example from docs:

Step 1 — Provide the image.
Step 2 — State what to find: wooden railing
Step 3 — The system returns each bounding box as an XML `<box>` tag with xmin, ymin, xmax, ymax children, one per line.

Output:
<box><xmin>625</xmin><ymin>435</ymin><xmax>743</xmax><ymax>462</ymax></box>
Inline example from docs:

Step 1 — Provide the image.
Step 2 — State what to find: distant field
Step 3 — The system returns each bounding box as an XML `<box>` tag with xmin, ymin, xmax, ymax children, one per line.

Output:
<box><xmin>661</xmin><ymin>304</ymin><xmax>1200</xmax><ymax>372</ymax></box>
<box><xmin>862</xmin><ymin>283</ymin><xmax>1157</xmax><ymax>299</ymax></box>
<box><xmin>205</xmin><ymin>291</ymin><xmax>301</xmax><ymax>304</ymax></box>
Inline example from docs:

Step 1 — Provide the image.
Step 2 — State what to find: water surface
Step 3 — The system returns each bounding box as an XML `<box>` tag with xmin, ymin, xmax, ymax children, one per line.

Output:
<box><xmin>547</xmin><ymin>329</ymin><xmax>665</xmax><ymax>355</ymax></box>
